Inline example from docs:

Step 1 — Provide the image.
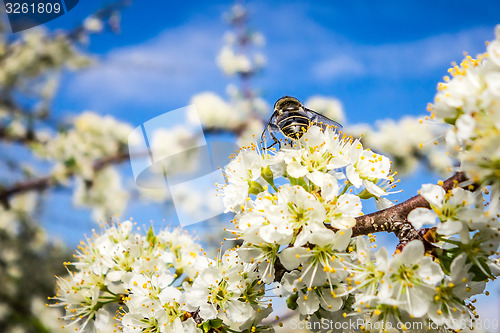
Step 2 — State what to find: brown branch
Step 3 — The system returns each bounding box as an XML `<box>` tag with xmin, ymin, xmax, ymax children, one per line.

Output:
<box><xmin>0</xmin><ymin>152</ymin><xmax>130</xmax><ymax>207</ymax></box>
<box><xmin>273</xmin><ymin>172</ymin><xmax>472</xmax><ymax>282</ymax></box>
<box><xmin>0</xmin><ymin>118</ymin><xmax>257</xmax><ymax>206</ymax></box>
<box><xmin>0</xmin><ymin>126</ymin><xmax>40</xmax><ymax>144</ymax></box>
<box><xmin>349</xmin><ymin>172</ymin><xmax>469</xmax><ymax>242</ymax></box>
<box><xmin>93</xmin><ymin>152</ymin><xmax>130</xmax><ymax>171</ymax></box>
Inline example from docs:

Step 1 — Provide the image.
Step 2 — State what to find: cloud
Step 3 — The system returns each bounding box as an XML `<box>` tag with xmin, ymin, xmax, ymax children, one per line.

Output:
<box><xmin>61</xmin><ymin>1</ymin><xmax>496</xmax><ymax>117</ymax></box>
<box><xmin>312</xmin><ymin>55</ymin><xmax>365</xmax><ymax>80</ymax></box>
<box><xmin>240</xmin><ymin>2</ymin><xmax>495</xmax><ymax>85</ymax></box>
<box><xmin>309</xmin><ymin>27</ymin><xmax>493</xmax><ymax>81</ymax></box>
<box><xmin>360</xmin><ymin>27</ymin><xmax>492</xmax><ymax>76</ymax></box>
<box><xmin>63</xmin><ymin>19</ymin><xmax>227</xmax><ymax>113</ymax></box>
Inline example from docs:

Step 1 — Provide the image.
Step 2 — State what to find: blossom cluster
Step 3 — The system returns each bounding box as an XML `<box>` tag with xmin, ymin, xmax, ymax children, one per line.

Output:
<box><xmin>0</xmin><ymin>28</ymin><xmax>91</xmax><ymax>146</ymax></box>
<box><xmin>50</xmin><ymin>221</ymin><xmax>273</xmax><ymax>333</ymax></box>
<box><xmin>220</xmin><ymin>125</ymin><xmax>499</xmax><ymax>332</ymax></box>
<box><xmin>404</xmin><ymin>183</ymin><xmax>500</xmax><ymax>329</ymax></box>
<box><xmin>430</xmin><ymin>24</ymin><xmax>500</xmax><ymax>212</ymax></box>
<box><xmin>51</xmin><ymin>121</ymin><xmax>500</xmax><ymax>333</ymax></box>
<box><xmin>0</xmin><ymin>13</ymin><xmax>132</xmax><ymax>332</ymax></box>
<box><xmin>223</xmin><ymin>126</ymin><xmax>390</xmax><ymax>318</ymax></box>
<box><xmin>190</xmin><ymin>91</ymin><xmax>268</xmax><ymax>133</ymax></box>
<box><xmin>217</xmin><ymin>4</ymin><xmax>266</xmax><ymax>76</ymax></box>
<box><xmin>33</xmin><ymin>112</ymin><xmax>133</xmax><ymax>220</ymax></box>
<box><xmin>348</xmin><ymin>236</ymin><xmax>498</xmax><ymax>332</ymax></box>
<box><xmin>360</xmin><ymin>116</ymin><xmax>454</xmax><ymax>175</ymax></box>
<box><xmin>0</xmin><ymin>29</ymin><xmax>90</xmax><ymax>90</ymax></box>
<box><xmin>48</xmin><ymin>23</ymin><xmax>500</xmax><ymax>333</ymax></box>
<box><xmin>34</xmin><ymin>112</ymin><xmax>133</xmax><ymax>180</ymax></box>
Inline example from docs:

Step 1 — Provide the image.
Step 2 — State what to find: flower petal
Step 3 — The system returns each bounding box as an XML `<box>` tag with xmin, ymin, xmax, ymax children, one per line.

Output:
<box><xmin>420</xmin><ymin>184</ymin><xmax>445</xmax><ymax>208</ymax></box>
<box><xmin>408</xmin><ymin>208</ymin><xmax>437</xmax><ymax>229</ymax></box>
<box><xmin>287</xmin><ymin>161</ymin><xmax>308</xmax><ymax>178</ymax></box>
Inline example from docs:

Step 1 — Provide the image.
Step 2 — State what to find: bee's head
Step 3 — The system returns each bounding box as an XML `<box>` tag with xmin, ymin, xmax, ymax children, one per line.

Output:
<box><xmin>274</xmin><ymin>96</ymin><xmax>302</xmax><ymax>112</ymax></box>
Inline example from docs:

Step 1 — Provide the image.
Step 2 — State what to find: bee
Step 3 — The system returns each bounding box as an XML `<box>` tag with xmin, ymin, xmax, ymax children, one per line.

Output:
<box><xmin>261</xmin><ymin>96</ymin><xmax>343</xmax><ymax>150</ymax></box>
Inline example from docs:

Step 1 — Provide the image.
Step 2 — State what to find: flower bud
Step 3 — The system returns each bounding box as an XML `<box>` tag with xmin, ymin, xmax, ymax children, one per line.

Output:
<box><xmin>261</xmin><ymin>166</ymin><xmax>274</xmax><ymax>183</ymax></box>
<box><xmin>358</xmin><ymin>189</ymin><xmax>375</xmax><ymax>200</ymax></box>
<box><xmin>248</xmin><ymin>180</ymin><xmax>264</xmax><ymax>195</ymax></box>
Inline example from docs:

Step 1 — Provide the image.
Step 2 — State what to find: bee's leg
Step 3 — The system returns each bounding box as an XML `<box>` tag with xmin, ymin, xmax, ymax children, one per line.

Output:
<box><xmin>263</xmin><ymin>132</ymin><xmax>279</xmax><ymax>150</ymax></box>
<box><xmin>269</xmin><ymin>129</ymin><xmax>282</xmax><ymax>150</ymax></box>
<box><xmin>264</xmin><ymin>139</ymin><xmax>280</xmax><ymax>150</ymax></box>
<box><xmin>262</xmin><ymin>124</ymin><xmax>281</xmax><ymax>150</ymax></box>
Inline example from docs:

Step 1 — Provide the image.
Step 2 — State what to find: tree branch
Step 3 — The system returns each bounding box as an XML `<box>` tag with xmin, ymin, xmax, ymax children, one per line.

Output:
<box><xmin>0</xmin><ymin>118</ymin><xmax>256</xmax><ymax>207</ymax></box>
<box><xmin>349</xmin><ymin>172</ymin><xmax>469</xmax><ymax>242</ymax></box>
<box><xmin>0</xmin><ymin>126</ymin><xmax>40</xmax><ymax>144</ymax></box>
<box><xmin>274</xmin><ymin>172</ymin><xmax>472</xmax><ymax>282</ymax></box>
<box><xmin>0</xmin><ymin>152</ymin><xmax>130</xmax><ymax>207</ymax></box>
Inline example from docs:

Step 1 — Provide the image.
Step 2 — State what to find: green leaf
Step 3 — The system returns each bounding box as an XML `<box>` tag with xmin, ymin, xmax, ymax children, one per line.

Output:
<box><xmin>443</xmin><ymin>117</ymin><xmax>457</xmax><ymax>125</ymax></box>
<box><xmin>470</xmin><ymin>257</ymin><xmax>493</xmax><ymax>281</ymax></box>
<box><xmin>296</xmin><ymin>177</ymin><xmax>310</xmax><ymax>192</ymax></box>
<box><xmin>64</xmin><ymin>156</ymin><xmax>77</xmax><ymax>169</ymax></box>
<box><xmin>200</xmin><ymin>321</ymin><xmax>210</xmax><ymax>333</ymax></box>
<box><xmin>435</xmin><ymin>247</ymin><xmax>460</xmax><ymax>275</ymax></box>
<box><xmin>198</xmin><ymin>319</ymin><xmax>224</xmax><ymax>333</ymax></box>
<box><xmin>287</xmin><ymin>293</ymin><xmax>298</xmax><ymax>310</ymax></box>
<box><xmin>209</xmin><ymin>318</ymin><xmax>223</xmax><ymax>329</ymax></box>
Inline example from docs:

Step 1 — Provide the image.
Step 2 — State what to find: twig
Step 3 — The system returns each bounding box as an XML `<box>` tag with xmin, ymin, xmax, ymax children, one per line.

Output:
<box><xmin>349</xmin><ymin>172</ymin><xmax>469</xmax><ymax>241</ymax></box>
<box><xmin>0</xmin><ymin>152</ymin><xmax>130</xmax><ymax>207</ymax></box>
<box><xmin>67</xmin><ymin>0</ymin><xmax>132</xmax><ymax>40</ymax></box>
<box><xmin>0</xmin><ymin>126</ymin><xmax>40</xmax><ymax>144</ymax></box>
<box><xmin>274</xmin><ymin>172</ymin><xmax>471</xmax><ymax>282</ymax></box>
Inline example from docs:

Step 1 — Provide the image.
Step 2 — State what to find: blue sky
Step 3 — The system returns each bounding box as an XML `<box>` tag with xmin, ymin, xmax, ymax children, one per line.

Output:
<box><xmin>43</xmin><ymin>0</ymin><xmax>500</xmax><ymax>126</ymax></box>
<box><xmin>40</xmin><ymin>0</ymin><xmax>500</xmax><ymax>221</ymax></box>
<box><xmin>9</xmin><ymin>0</ymin><xmax>500</xmax><ymax>322</ymax></box>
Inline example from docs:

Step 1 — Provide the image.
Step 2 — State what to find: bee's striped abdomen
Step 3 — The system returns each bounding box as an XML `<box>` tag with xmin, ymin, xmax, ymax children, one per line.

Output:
<box><xmin>278</xmin><ymin>114</ymin><xmax>311</xmax><ymax>139</ymax></box>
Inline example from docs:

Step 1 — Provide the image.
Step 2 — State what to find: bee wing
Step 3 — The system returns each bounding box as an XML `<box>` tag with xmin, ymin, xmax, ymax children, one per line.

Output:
<box><xmin>303</xmin><ymin>107</ymin><xmax>343</xmax><ymax>131</ymax></box>
<box><xmin>260</xmin><ymin>115</ymin><xmax>280</xmax><ymax>149</ymax></box>
<box><xmin>262</xmin><ymin>123</ymin><xmax>280</xmax><ymax>141</ymax></box>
